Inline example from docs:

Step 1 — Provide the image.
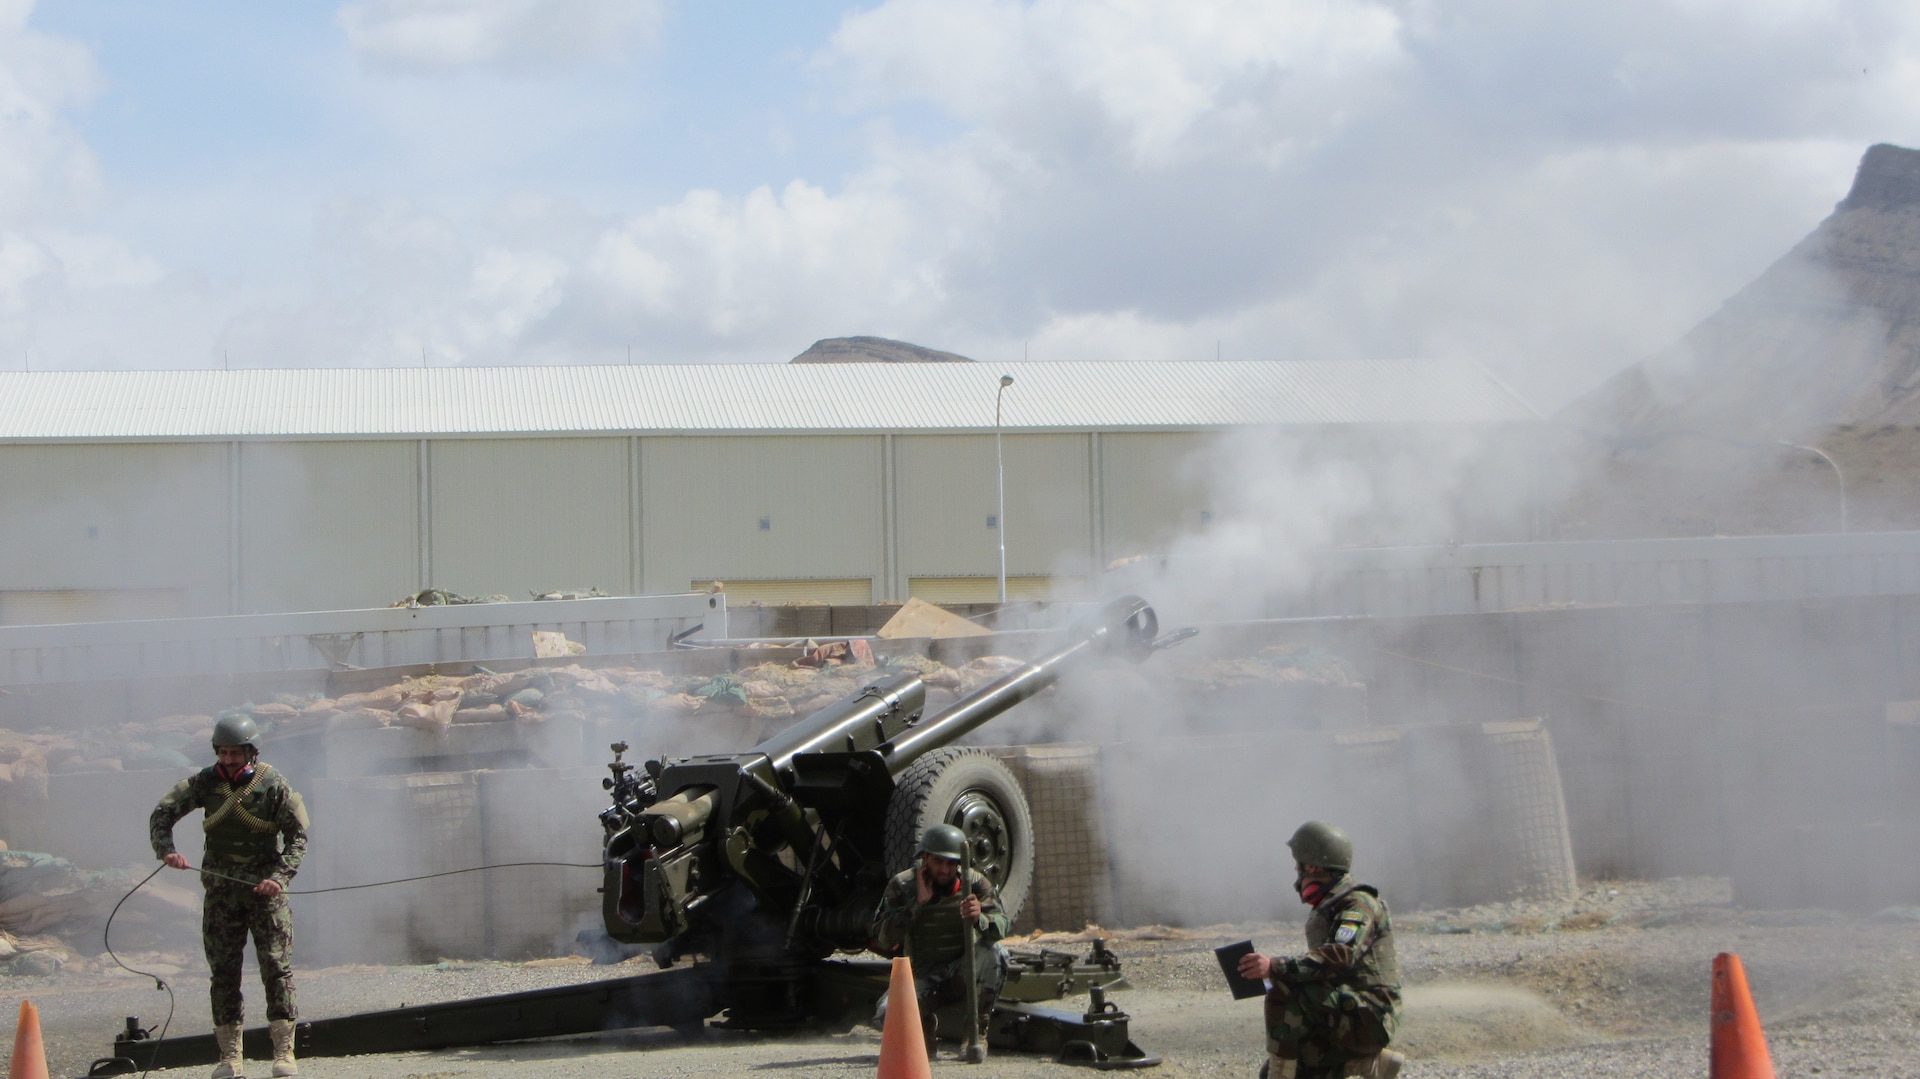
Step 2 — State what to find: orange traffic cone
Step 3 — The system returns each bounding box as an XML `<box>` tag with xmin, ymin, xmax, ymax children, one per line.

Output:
<box><xmin>9</xmin><ymin>1000</ymin><xmax>49</xmax><ymax>1079</ymax></box>
<box><xmin>877</xmin><ymin>956</ymin><xmax>933</xmax><ymax>1079</ymax></box>
<box><xmin>1711</xmin><ymin>953</ymin><xmax>1776</xmax><ymax>1079</ymax></box>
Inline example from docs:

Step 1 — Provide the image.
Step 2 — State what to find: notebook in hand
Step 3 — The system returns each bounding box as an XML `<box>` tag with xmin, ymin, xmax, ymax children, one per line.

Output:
<box><xmin>1214</xmin><ymin>939</ymin><xmax>1267</xmax><ymax>1000</ymax></box>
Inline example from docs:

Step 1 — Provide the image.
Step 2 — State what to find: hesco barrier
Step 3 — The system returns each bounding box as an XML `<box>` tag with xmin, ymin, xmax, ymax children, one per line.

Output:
<box><xmin>1101</xmin><ymin>722</ymin><xmax>1577</xmax><ymax>928</ymax></box>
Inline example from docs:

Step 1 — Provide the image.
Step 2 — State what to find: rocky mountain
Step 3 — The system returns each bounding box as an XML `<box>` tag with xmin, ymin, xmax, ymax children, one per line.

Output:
<box><xmin>1554</xmin><ymin>144</ymin><xmax>1920</xmax><ymax>537</ymax></box>
<box><xmin>1569</xmin><ymin>144</ymin><xmax>1920</xmax><ymax>442</ymax></box>
<box><xmin>788</xmin><ymin>336</ymin><xmax>976</xmax><ymax>363</ymax></box>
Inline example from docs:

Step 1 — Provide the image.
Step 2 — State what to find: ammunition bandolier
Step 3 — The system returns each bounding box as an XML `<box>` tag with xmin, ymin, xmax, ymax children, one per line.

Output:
<box><xmin>151</xmin><ymin>762</ymin><xmax>309</xmax><ymax>884</ymax></box>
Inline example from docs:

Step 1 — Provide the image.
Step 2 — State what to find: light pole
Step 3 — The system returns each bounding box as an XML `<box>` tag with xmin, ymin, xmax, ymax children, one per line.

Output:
<box><xmin>995</xmin><ymin>374</ymin><xmax>1014</xmax><ymax>603</ymax></box>
<box><xmin>1777</xmin><ymin>440</ymin><xmax>1848</xmax><ymax>533</ymax></box>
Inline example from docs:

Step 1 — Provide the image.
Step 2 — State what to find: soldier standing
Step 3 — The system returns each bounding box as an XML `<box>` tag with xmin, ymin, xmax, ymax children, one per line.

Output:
<box><xmin>871</xmin><ymin>824</ymin><xmax>1010</xmax><ymax>1060</ymax></box>
<box><xmin>151</xmin><ymin>715</ymin><xmax>310</xmax><ymax>1079</ymax></box>
<box><xmin>1238</xmin><ymin>821</ymin><xmax>1403</xmax><ymax>1079</ymax></box>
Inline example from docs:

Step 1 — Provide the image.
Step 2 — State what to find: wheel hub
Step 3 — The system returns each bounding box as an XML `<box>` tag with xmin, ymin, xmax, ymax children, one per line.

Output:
<box><xmin>950</xmin><ymin>789</ymin><xmax>1013</xmax><ymax>888</ymax></box>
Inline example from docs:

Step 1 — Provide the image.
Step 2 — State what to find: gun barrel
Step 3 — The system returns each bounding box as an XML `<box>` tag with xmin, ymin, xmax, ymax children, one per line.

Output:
<box><xmin>881</xmin><ymin>595</ymin><xmax>1157</xmax><ymax>768</ymax></box>
<box><xmin>751</xmin><ymin>670</ymin><xmax>927</xmax><ymax>774</ymax></box>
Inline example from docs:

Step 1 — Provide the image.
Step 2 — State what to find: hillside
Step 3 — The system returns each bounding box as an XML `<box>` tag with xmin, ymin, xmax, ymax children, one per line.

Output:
<box><xmin>1556</xmin><ymin>144</ymin><xmax>1920</xmax><ymax>537</ymax></box>
<box><xmin>788</xmin><ymin>336</ymin><xmax>976</xmax><ymax>363</ymax></box>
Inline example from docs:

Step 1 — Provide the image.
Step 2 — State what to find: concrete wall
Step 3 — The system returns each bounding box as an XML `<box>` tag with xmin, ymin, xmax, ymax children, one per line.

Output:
<box><xmin>1281</xmin><ymin>531</ymin><xmax>1920</xmax><ymax>618</ymax></box>
<box><xmin>1221</xmin><ymin>592</ymin><xmax>1920</xmax><ymax>895</ymax></box>
<box><xmin>0</xmin><ymin>593</ymin><xmax>722</xmax><ymax>693</ymax></box>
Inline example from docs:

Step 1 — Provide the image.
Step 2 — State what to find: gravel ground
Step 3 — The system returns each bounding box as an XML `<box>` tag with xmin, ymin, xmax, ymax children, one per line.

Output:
<box><xmin>9</xmin><ymin>878</ymin><xmax>1920</xmax><ymax>1078</ymax></box>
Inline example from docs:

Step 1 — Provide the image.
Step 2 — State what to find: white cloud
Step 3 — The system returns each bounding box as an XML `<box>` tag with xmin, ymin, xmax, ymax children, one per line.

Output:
<box><xmin>0</xmin><ymin>1</ymin><xmax>99</xmax><ymax>221</ymax></box>
<box><xmin>823</xmin><ymin>0</ymin><xmax>1405</xmax><ymax>165</ymax></box>
<box><xmin>8</xmin><ymin>0</ymin><xmax>1920</xmax><ymax>390</ymax></box>
<box><xmin>337</xmin><ymin>0</ymin><xmax>666</xmax><ymax>75</ymax></box>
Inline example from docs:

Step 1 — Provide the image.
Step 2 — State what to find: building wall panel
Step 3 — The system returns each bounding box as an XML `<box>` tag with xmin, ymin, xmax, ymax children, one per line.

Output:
<box><xmin>0</xmin><ymin>443</ymin><xmax>230</xmax><ymax>616</ymax></box>
<box><xmin>431</xmin><ymin>438</ymin><xmax>632</xmax><ymax>599</ymax></box>
<box><xmin>240</xmin><ymin>441</ymin><xmax>418</xmax><ymax>613</ymax></box>
<box><xmin>640</xmin><ymin>435</ymin><xmax>883</xmax><ymax>594</ymax></box>
<box><xmin>1098</xmin><ymin>432</ymin><xmax>1215</xmax><ymax>559</ymax></box>
<box><xmin>895</xmin><ymin>434</ymin><xmax>1092</xmax><ymax>579</ymax></box>
<box><xmin>706</xmin><ymin>578</ymin><xmax>873</xmax><ymax>605</ymax></box>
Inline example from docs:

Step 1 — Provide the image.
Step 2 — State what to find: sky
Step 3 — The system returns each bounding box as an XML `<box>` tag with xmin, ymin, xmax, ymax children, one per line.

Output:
<box><xmin>3</xmin><ymin>0</ymin><xmax>1919</xmax><ymax>407</ymax></box>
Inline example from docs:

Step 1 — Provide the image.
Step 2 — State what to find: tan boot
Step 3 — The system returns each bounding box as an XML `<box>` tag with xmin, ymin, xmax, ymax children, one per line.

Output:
<box><xmin>210</xmin><ymin>1022</ymin><xmax>245</xmax><ymax>1079</ymax></box>
<box><xmin>268</xmin><ymin>1020</ymin><xmax>298</xmax><ymax>1077</ymax></box>
<box><xmin>1262</xmin><ymin>1054</ymin><xmax>1296</xmax><ymax>1079</ymax></box>
<box><xmin>1343</xmin><ymin>1049</ymin><xmax>1405</xmax><ymax>1079</ymax></box>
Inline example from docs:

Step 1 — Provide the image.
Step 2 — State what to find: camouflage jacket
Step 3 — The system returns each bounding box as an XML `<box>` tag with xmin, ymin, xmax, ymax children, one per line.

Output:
<box><xmin>150</xmin><ymin>762</ymin><xmax>309</xmax><ymax>888</ymax></box>
<box><xmin>1270</xmin><ymin>875</ymin><xmax>1401</xmax><ymax>992</ymax></box>
<box><xmin>872</xmin><ymin>865</ymin><xmax>1009</xmax><ymax>963</ymax></box>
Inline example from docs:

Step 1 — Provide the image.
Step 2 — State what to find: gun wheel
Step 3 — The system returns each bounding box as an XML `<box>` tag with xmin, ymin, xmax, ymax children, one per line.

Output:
<box><xmin>885</xmin><ymin>748</ymin><xmax>1034</xmax><ymax>923</ymax></box>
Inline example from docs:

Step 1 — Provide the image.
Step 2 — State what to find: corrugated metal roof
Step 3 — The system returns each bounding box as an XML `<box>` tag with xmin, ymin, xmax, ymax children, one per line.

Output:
<box><xmin>0</xmin><ymin>361</ymin><xmax>1539</xmax><ymax>440</ymax></box>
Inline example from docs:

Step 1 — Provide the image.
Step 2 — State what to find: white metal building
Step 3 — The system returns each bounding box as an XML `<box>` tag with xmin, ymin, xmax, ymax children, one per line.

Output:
<box><xmin>0</xmin><ymin>361</ymin><xmax>1537</xmax><ymax>621</ymax></box>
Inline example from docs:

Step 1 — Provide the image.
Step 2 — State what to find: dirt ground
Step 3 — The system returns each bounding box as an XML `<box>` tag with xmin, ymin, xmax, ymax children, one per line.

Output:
<box><xmin>8</xmin><ymin>879</ymin><xmax>1920</xmax><ymax>1079</ymax></box>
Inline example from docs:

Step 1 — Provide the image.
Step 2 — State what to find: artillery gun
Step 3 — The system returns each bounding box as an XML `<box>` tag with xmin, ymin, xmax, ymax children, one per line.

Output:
<box><xmin>598</xmin><ymin>594</ymin><xmax>1166</xmax><ymax>1052</ymax></box>
<box><xmin>104</xmin><ymin>595</ymin><xmax>1170</xmax><ymax>1072</ymax></box>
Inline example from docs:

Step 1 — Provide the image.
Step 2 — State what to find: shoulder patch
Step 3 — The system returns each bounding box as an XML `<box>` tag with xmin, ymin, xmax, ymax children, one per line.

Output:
<box><xmin>1334</xmin><ymin>923</ymin><xmax>1359</xmax><ymax>944</ymax></box>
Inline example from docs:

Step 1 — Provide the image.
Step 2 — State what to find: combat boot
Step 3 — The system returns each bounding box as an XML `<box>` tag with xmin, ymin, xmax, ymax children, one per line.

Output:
<box><xmin>268</xmin><ymin>1020</ymin><xmax>298</xmax><ymax>1077</ymax></box>
<box><xmin>1342</xmin><ymin>1049</ymin><xmax>1404</xmax><ymax>1079</ymax></box>
<box><xmin>210</xmin><ymin>1022</ymin><xmax>245</xmax><ymax>1079</ymax></box>
<box><xmin>920</xmin><ymin>1011</ymin><xmax>938</xmax><ymax>1059</ymax></box>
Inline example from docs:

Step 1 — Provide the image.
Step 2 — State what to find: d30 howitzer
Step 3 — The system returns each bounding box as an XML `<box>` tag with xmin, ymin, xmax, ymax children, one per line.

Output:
<box><xmin>598</xmin><ymin>595</ymin><xmax>1164</xmax><ymax>1031</ymax></box>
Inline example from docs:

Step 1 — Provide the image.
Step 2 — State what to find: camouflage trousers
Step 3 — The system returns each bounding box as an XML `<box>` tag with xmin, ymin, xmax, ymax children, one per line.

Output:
<box><xmin>871</xmin><ymin>942</ymin><xmax>1009</xmax><ymax>1029</ymax></box>
<box><xmin>202</xmin><ymin>878</ymin><xmax>297</xmax><ymax>1026</ymax></box>
<box><xmin>1264</xmin><ymin>980</ymin><xmax>1397</xmax><ymax>1078</ymax></box>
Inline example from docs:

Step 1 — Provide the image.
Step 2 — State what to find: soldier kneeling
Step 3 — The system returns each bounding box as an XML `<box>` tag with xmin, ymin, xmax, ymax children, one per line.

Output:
<box><xmin>871</xmin><ymin>824</ymin><xmax>1010</xmax><ymax>1060</ymax></box>
<box><xmin>1239</xmin><ymin>821</ymin><xmax>1404</xmax><ymax>1079</ymax></box>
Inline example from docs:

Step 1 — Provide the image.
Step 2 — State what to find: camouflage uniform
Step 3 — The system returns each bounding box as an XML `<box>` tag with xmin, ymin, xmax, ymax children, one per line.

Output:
<box><xmin>870</xmin><ymin>866</ymin><xmax>1011</xmax><ymax>1027</ymax></box>
<box><xmin>1265</xmin><ymin>875</ymin><xmax>1401</xmax><ymax>1078</ymax></box>
<box><xmin>150</xmin><ymin>762</ymin><xmax>309</xmax><ymax>1027</ymax></box>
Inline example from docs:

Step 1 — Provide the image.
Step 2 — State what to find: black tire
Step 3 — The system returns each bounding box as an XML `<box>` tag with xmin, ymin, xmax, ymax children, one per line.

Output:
<box><xmin>885</xmin><ymin>748</ymin><xmax>1034</xmax><ymax>923</ymax></box>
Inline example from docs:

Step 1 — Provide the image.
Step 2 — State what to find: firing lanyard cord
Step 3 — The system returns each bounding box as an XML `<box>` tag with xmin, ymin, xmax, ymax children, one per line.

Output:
<box><xmin>103</xmin><ymin>864</ymin><xmax>176</xmax><ymax>1079</ymax></box>
<box><xmin>100</xmin><ymin>859</ymin><xmax>601</xmax><ymax>1079</ymax></box>
<box><xmin>190</xmin><ymin>860</ymin><xmax>603</xmax><ymax>895</ymax></box>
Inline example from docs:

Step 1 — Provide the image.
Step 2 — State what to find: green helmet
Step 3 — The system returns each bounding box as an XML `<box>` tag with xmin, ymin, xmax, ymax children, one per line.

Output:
<box><xmin>1287</xmin><ymin>820</ymin><xmax>1353</xmax><ymax>872</ymax></box>
<box><xmin>917</xmin><ymin>823</ymin><xmax>967</xmax><ymax>862</ymax></box>
<box><xmin>211</xmin><ymin>714</ymin><xmax>261</xmax><ymax>750</ymax></box>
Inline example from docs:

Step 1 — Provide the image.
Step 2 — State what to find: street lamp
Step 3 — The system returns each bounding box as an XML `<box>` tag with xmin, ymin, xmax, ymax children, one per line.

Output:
<box><xmin>995</xmin><ymin>374</ymin><xmax>1014</xmax><ymax>604</ymax></box>
<box><xmin>1777</xmin><ymin>440</ymin><xmax>1848</xmax><ymax>533</ymax></box>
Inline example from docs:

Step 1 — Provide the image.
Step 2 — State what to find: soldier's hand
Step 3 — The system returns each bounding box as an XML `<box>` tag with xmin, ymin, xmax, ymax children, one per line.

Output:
<box><xmin>254</xmin><ymin>878</ymin><xmax>283</xmax><ymax>897</ymax></box>
<box><xmin>958</xmin><ymin>894</ymin><xmax>983</xmax><ymax>923</ymax></box>
<box><xmin>1238</xmin><ymin>952</ymin><xmax>1273</xmax><ymax>980</ymax></box>
<box><xmin>163</xmin><ymin>853</ymin><xmax>190</xmax><ymax>870</ymax></box>
<box><xmin>1314</xmin><ymin>943</ymin><xmax>1353</xmax><ymax>969</ymax></box>
<box><xmin>915</xmin><ymin>864</ymin><xmax>935</xmax><ymax>905</ymax></box>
